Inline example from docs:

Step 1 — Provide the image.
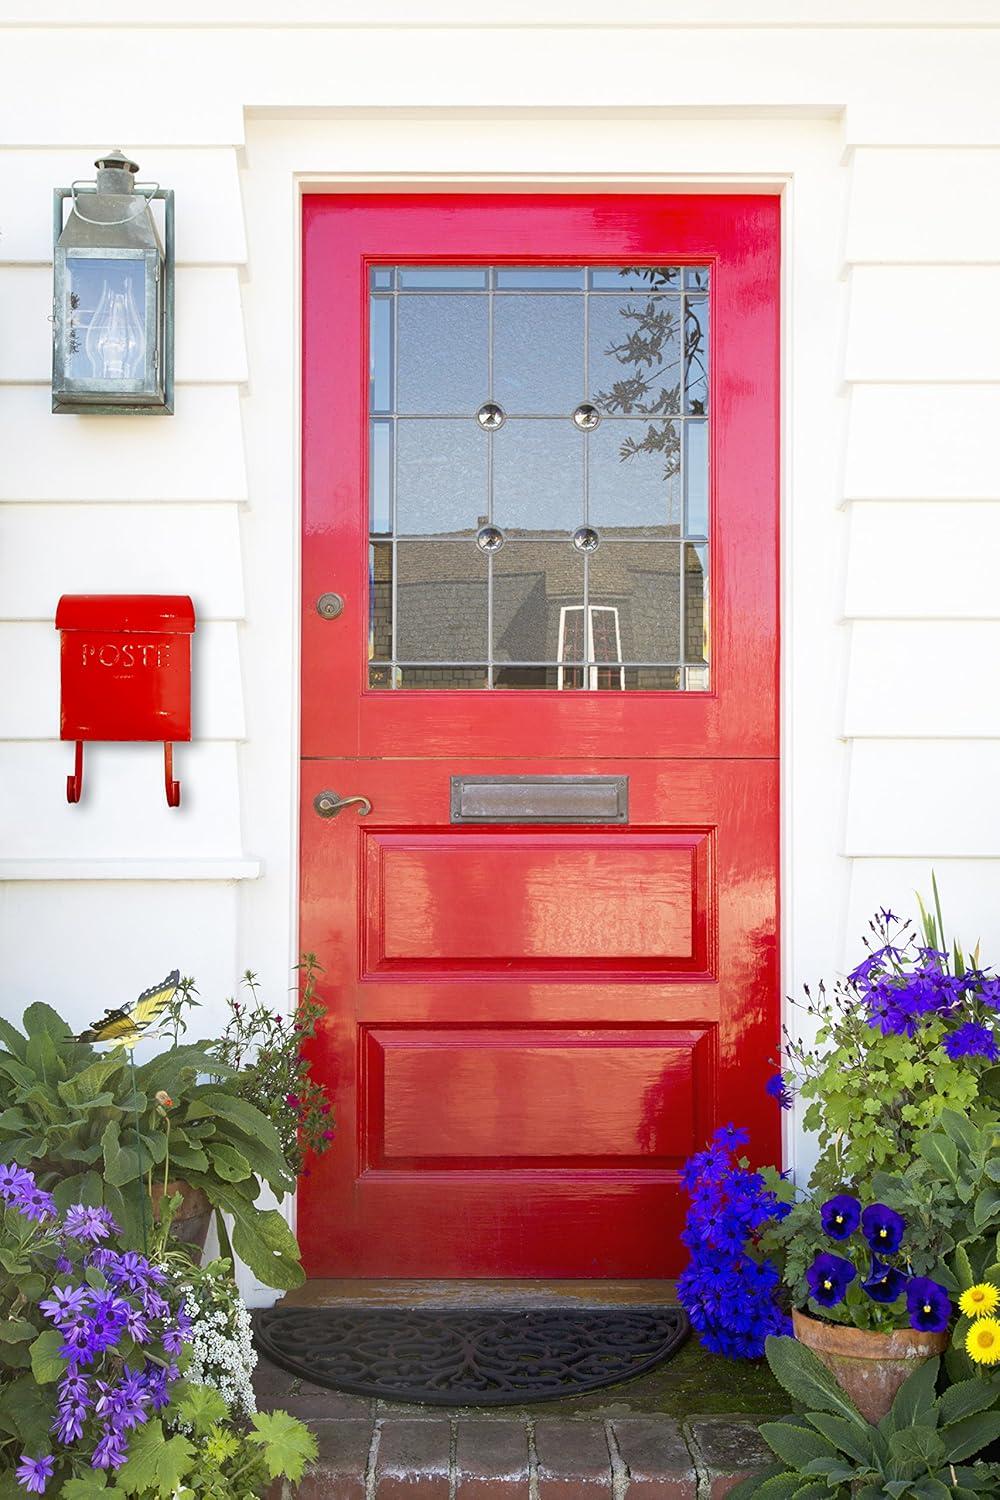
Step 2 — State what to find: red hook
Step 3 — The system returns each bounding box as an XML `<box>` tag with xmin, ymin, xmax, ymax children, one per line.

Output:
<box><xmin>164</xmin><ymin>743</ymin><xmax>181</xmax><ymax>808</ymax></box>
<box><xmin>65</xmin><ymin>741</ymin><xmax>181</xmax><ymax>807</ymax></box>
<box><xmin>66</xmin><ymin>741</ymin><xmax>84</xmax><ymax>803</ymax></box>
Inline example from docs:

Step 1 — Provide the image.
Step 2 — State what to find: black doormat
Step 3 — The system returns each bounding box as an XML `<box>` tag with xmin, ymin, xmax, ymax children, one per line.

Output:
<box><xmin>253</xmin><ymin>1304</ymin><xmax>689</xmax><ymax>1406</ymax></box>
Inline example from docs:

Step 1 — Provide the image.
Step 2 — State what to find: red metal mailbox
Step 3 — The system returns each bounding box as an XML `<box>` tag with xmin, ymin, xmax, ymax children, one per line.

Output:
<box><xmin>56</xmin><ymin>595</ymin><xmax>195</xmax><ymax>807</ymax></box>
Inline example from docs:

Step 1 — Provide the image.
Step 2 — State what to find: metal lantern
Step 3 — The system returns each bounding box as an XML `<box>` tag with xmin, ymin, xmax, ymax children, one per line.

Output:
<box><xmin>52</xmin><ymin>150</ymin><xmax>174</xmax><ymax>414</ymax></box>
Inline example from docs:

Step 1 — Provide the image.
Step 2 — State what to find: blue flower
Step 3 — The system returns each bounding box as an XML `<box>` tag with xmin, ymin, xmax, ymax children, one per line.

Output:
<box><xmin>906</xmin><ymin>1277</ymin><xmax>951</xmax><ymax>1334</ymax></box>
<box><xmin>15</xmin><ymin>1455</ymin><xmax>55</xmax><ymax>1494</ymax></box>
<box><xmin>806</xmin><ymin>1252</ymin><xmax>857</xmax><ymax>1308</ymax></box>
<box><xmin>820</xmin><ymin>1194</ymin><xmax>861</xmax><ymax>1241</ymax></box>
<box><xmin>861</xmin><ymin>1203</ymin><xmax>906</xmax><ymax>1254</ymax></box>
<box><xmin>63</xmin><ymin>1204</ymin><xmax>120</xmax><ymax>1245</ymax></box>
<box><xmin>861</xmin><ymin>1259</ymin><xmax>908</xmax><ymax>1304</ymax></box>
<box><xmin>765</xmin><ymin>1073</ymin><xmax>795</xmax><ymax>1110</ymax></box>
<box><xmin>942</xmin><ymin>1022</ymin><xmax>999</xmax><ymax>1062</ymax></box>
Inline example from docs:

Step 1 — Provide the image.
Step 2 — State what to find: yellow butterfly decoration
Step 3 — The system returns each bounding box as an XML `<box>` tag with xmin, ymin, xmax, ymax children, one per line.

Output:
<box><xmin>75</xmin><ymin>970</ymin><xmax>181</xmax><ymax>1049</ymax></box>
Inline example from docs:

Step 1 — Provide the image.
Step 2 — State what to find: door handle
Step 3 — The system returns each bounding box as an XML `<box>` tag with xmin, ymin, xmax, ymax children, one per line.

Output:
<box><xmin>314</xmin><ymin>789</ymin><xmax>373</xmax><ymax>819</ymax></box>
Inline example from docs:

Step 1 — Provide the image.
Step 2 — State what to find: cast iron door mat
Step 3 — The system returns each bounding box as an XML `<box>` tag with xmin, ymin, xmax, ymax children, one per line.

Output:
<box><xmin>253</xmin><ymin>1305</ymin><xmax>689</xmax><ymax>1406</ymax></box>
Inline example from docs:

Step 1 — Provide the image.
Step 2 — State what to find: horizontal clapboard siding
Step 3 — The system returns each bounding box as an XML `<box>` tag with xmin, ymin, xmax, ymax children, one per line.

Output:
<box><xmin>0</xmin><ymin>267</ymin><xmax>248</xmax><ymax>385</ymax></box>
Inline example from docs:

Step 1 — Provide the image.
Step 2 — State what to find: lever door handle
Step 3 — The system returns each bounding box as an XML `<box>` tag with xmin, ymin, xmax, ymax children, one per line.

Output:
<box><xmin>314</xmin><ymin>790</ymin><xmax>373</xmax><ymax>819</ymax></box>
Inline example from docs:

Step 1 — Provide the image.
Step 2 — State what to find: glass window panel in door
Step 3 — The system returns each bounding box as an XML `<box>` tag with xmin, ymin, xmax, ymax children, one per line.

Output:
<box><xmin>493</xmin><ymin>295</ymin><xmax>584</xmax><ymax>414</ymax></box>
<box><xmin>492</xmin><ymin>542</ymin><xmax>584</xmax><ymax>663</ymax></box>
<box><xmin>367</xmin><ymin>264</ymin><xmax>710</xmax><ymax>691</ymax></box>
<box><xmin>588</xmin><ymin>293</ymin><xmax>682</xmax><ymax>417</ymax></box>
<box><xmin>588</xmin><ymin>419</ymin><xmax>681</xmax><ymax>536</ymax></box>
<box><xmin>396</xmin><ymin>295</ymin><xmax>489</xmax><ymax>413</ymax></box>
<box><xmin>492</xmin><ymin>420</ymin><xmax>583</xmax><ymax>534</ymax></box>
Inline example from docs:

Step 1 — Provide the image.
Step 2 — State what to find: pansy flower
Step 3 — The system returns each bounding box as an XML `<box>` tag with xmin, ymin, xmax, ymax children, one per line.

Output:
<box><xmin>806</xmin><ymin>1252</ymin><xmax>857</xmax><ymax>1308</ymax></box>
<box><xmin>861</xmin><ymin>1203</ymin><xmax>905</xmax><ymax>1254</ymax></box>
<box><xmin>820</xmin><ymin>1194</ymin><xmax>861</xmax><ymax>1241</ymax></box>
<box><xmin>906</xmin><ymin>1276</ymin><xmax>951</xmax><ymax>1334</ymax></box>
<box><xmin>861</xmin><ymin>1259</ymin><xmax>907</xmax><ymax>1304</ymax></box>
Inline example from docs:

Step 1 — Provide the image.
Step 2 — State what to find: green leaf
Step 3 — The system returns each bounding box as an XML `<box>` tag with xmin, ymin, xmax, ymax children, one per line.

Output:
<box><xmin>52</xmin><ymin>1171</ymin><xmax>103</xmax><ymax>1212</ymax></box>
<box><xmin>938</xmin><ymin>1378</ymin><xmax>1000</xmax><ymax>1426</ymax></box>
<box><xmin>938</xmin><ymin>1108</ymin><xmax>980</xmax><ymax>1158</ymax></box>
<box><xmin>175</xmin><ymin>1381</ymin><xmax>229</xmax><ymax>1437</ymax></box>
<box><xmin>751</xmin><ymin>1475</ymin><xmax>811</xmax><ymax>1500</ymax></box>
<box><xmin>888</xmin><ymin>1425</ymin><xmax>945</xmax><ymax>1466</ymax></box>
<box><xmin>805</xmin><ymin>1412</ymin><xmax>876</xmax><ymax>1465</ymax></box>
<box><xmin>725</xmin><ymin>1467</ymin><xmax>788</xmax><ymax>1500</ymax></box>
<box><xmin>919</xmin><ymin>1131</ymin><xmax>960</xmax><ymax>1184</ymax></box>
<box><xmin>942</xmin><ymin>1411</ymin><xmax>1000</xmax><ymax>1462</ymax></box>
<box><xmin>0</xmin><ymin>1318</ymin><xmax>37</xmax><ymax>1344</ymax></box>
<box><xmin>207</xmin><ymin>1142</ymin><xmax>251</xmax><ymax>1182</ymax></box>
<box><xmin>248</xmin><ymin>1409</ymin><xmax>318</xmax><ymax>1482</ymax></box>
<box><xmin>228</xmin><ymin>1203</ymin><xmax>305</xmax><ymax>1292</ymax></box>
<box><xmin>116</xmin><ymin>1419</ymin><xmax>195</xmax><ymax>1498</ymax></box>
<box><xmin>764</xmin><ymin>1336</ymin><xmax>868</xmax><ymax>1427</ymax></box>
<box><xmin>974</xmin><ymin>1188</ymin><xmax>1000</xmax><ymax>1229</ymax></box>
<box><xmin>889</xmin><ymin>1355</ymin><xmax>941</xmax><ymax>1430</ymax></box>
<box><xmin>57</xmin><ymin>1054</ymin><xmax>125</xmax><ymax>1107</ymax></box>
<box><xmin>907</xmin><ymin>1480</ymin><xmax>952</xmax><ymax>1500</ymax></box>
<box><xmin>0</xmin><ymin>1372</ymin><xmax>55</xmax><ymax>1451</ymax></box>
<box><xmin>22</xmin><ymin>1001</ymin><xmax>75</xmax><ymax>1043</ymax></box>
<box><xmin>953</xmin><ymin>1244</ymin><xmax>975</xmax><ymax>1292</ymax></box>
<box><xmin>29</xmin><ymin>1328</ymin><xmax>65</xmax><ymax>1383</ymax></box>
<box><xmin>61</xmin><ymin>1475</ymin><xmax>109</xmax><ymax>1499</ymax></box>
<box><xmin>0</xmin><ymin>1018</ymin><xmax>27</xmax><ymax>1059</ymax></box>
<box><xmin>757</xmin><ymin>1423</ymin><xmax>839</xmax><ymax>1471</ymax></box>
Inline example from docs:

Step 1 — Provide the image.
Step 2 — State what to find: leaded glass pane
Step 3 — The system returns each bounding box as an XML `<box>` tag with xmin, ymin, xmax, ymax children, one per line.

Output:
<box><xmin>367</xmin><ymin>263</ymin><xmax>711</xmax><ymax>690</ymax></box>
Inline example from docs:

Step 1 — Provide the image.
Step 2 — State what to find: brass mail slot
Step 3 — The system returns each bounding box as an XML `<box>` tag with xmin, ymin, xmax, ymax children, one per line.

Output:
<box><xmin>450</xmin><ymin>775</ymin><xmax>629</xmax><ymax>825</ymax></box>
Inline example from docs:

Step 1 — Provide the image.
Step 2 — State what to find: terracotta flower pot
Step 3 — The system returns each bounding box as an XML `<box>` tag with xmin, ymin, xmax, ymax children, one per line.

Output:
<box><xmin>792</xmin><ymin>1307</ymin><xmax>948</xmax><ymax>1424</ymax></box>
<box><xmin>150</xmin><ymin>1179</ymin><xmax>213</xmax><ymax>1253</ymax></box>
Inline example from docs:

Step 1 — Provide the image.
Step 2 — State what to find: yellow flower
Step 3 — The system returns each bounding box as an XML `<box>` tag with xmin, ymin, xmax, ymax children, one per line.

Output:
<box><xmin>959</xmin><ymin>1284</ymin><xmax>1000</xmax><ymax>1320</ymax></box>
<box><xmin>966</xmin><ymin>1317</ymin><xmax>1000</xmax><ymax>1365</ymax></box>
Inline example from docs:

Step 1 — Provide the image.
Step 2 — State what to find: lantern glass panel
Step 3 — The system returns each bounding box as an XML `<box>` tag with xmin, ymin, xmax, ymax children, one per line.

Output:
<box><xmin>64</xmin><ymin>254</ymin><xmax>148</xmax><ymax>383</ymax></box>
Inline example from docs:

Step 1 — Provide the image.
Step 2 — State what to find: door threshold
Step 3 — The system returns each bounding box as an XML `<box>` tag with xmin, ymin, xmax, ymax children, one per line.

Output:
<box><xmin>282</xmin><ymin>1279</ymin><xmax>678</xmax><ymax>1309</ymax></box>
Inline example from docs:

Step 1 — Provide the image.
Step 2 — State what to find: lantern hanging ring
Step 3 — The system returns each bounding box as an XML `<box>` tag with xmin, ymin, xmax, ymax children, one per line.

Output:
<box><xmin>68</xmin><ymin>179</ymin><xmax>160</xmax><ymax>226</ymax></box>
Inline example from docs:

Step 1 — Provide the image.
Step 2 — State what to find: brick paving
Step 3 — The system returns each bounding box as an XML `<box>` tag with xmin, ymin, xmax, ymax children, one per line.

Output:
<box><xmin>256</xmin><ymin>1359</ymin><xmax>774</xmax><ymax>1500</ymax></box>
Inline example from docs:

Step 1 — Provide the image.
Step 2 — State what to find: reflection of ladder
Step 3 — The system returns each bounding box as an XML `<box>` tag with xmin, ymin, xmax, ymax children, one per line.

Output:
<box><xmin>557</xmin><ymin>605</ymin><xmax>625</xmax><ymax>691</ymax></box>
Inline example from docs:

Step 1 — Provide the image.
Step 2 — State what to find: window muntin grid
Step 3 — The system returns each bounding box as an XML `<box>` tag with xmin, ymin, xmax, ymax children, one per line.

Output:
<box><xmin>368</xmin><ymin>265</ymin><xmax>710</xmax><ymax>691</ymax></box>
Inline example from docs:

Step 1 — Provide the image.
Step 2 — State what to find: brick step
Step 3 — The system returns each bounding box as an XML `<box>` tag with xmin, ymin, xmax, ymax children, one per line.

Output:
<box><xmin>264</xmin><ymin>1413</ymin><xmax>774</xmax><ymax>1500</ymax></box>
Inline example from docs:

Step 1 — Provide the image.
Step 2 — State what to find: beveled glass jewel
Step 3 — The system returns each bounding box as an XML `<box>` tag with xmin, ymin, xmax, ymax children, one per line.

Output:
<box><xmin>572</xmin><ymin>525</ymin><xmax>600</xmax><ymax>552</ymax></box>
<box><xmin>476</xmin><ymin>524</ymin><xmax>505</xmax><ymax>552</ymax></box>
<box><xmin>572</xmin><ymin>403</ymin><xmax>600</xmax><ymax>430</ymax></box>
<box><xmin>476</xmin><ymin>401</ymin><xmax>506</xmax><ymax>431</ymax></box>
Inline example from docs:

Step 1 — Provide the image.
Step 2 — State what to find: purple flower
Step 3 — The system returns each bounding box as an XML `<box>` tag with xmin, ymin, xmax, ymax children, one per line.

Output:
<box><xmin>39</xmin><ymin>1284</ymin><xmax>90</xmax><ymax>1327</ymax></box>
<box><xmin>820</xmin><ymin>1194</ymin><xmax>861</xmax><ymax>1241</ymax></box>
<box><xmin>15</xmin><ymin>1455</ymin><xmax>55</xmax><ymax>1494</ymax></box>
<box><xmin>806</xmin><ymin>1252</ymin><xmax>857</xmax><ymax>1308</ymax></box>
<box><xmin>715</xmin><ymin>1123</ymin><xmax>750</xmax><ymax>1150</ymax></box>
<box><xmin>861</xmin><ymin>1203</ymin><xmax>906</xmax><ymax>1254</ymax></box>
<box><xmin>55</xmin><ymin>1256</ymin><xmax>72</xmax><ymax>1275</ymax></box>
<box><xmin>765</xmin><ymin>1073</ymin><xmax>795</xmax><ymax>1110</ymax></box>
<box><xmin>91</xmin><ymin>1427</ymin><xmax>128</xmax><ymax>1471</ymax></box>
<box><xmin>52</xmin><ymin>1400</ymin><xmax>87</xmax><ymax>1443</ymax></box>
<box><xmin>861</xmin><ymin>1259</ymin><xmax>908</xmax><ymax>1304</ymax></box>
<box><xmin>7</xmin><ymin>1178</ymin><xmax>57</xmax><ymax>1223</ymax></box>
<box><xmin>907</xmin><ymin>1276</ymin><xmax>952</xmax><ymax>1333</ymax></box>
<box><xmin>0</xmin><ymin>1163</ymin><xmax>34</xmax><ymax>1200</ymax></box>
<box><xmin>63</xmin><ymin>1204</ymin><xmax>120</xmax><ymax>1244</ymax></box>
<box><xmin>943</xmin><ymin>1022</ymin><xmax>999</xmax><ymax>1062</ymax></box>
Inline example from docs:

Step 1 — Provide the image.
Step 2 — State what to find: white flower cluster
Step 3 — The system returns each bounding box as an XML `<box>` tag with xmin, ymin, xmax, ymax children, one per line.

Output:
<box><xmin>175</xmin><ymin>1263</ymin><xmax>258</xmax><ymax>1421</ymax></box>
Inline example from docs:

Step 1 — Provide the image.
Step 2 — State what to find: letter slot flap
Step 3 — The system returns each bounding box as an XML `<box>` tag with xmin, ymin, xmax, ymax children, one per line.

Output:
<box><xmin>450</xmin><ymin>775</ymin><xmax>628</xmax><ymax>825</ymax></box>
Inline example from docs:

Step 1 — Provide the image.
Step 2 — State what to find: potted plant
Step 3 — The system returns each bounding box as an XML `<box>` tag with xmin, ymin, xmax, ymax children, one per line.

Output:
<box><xmin>680</xmin><ymin>889</ymin><xmax>1000</xmax><ymax>1426</ymax></box>
<box><xmin>0</xmin><ymin>998</ymin><xmax>304</xmax><ymax>1290</ymax></box>
<box><xmin>0</xmin><ymin>1163</ymin><xmax>317</xmax><ymax>1496</ymax></box>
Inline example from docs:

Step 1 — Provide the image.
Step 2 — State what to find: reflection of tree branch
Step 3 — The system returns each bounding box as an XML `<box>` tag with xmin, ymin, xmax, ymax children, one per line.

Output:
<box><xmin>593</xmin><ymin>268</ymin><xmax>707</xmax><ymax>478</ymax></box>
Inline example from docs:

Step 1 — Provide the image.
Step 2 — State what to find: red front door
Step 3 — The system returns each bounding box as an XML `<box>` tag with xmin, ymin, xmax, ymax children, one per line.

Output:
<box><xmin>300</xmin><ymin>194</ymin><xmax>780</xmax><ymax>1277</ymax></box>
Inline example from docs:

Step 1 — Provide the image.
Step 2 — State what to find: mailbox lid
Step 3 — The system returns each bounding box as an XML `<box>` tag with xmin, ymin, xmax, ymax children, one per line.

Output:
<box><xmin>56</xmin><ymin>595</ymin><xmax>196</xmax><ymax>634</ymax></box>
